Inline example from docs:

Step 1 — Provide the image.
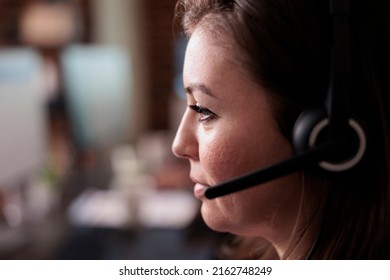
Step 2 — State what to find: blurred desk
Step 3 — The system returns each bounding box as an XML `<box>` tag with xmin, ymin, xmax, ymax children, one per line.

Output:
<box><xmin>0</xmin><ymin>215</ymin><xmax>69</xmax><ymax>259</ymax></box>
<box><xmin>1</xmin><ymin>214</ymin><xmax>224</xmax><ymax>260</ymax></box>
<box><xmin>0</xmin><ymin>155</ymin><xmax>224</xmax><ymax>260</ymax></box>
<box><xmin>55</xmin><ymin>224</ymin><xmax>222</xmax><ymax>260</ymax></box>
<box><xmin>1</xmin><ymin>182</ymin><xmax>224</xmax><ymax>260</ymax></box>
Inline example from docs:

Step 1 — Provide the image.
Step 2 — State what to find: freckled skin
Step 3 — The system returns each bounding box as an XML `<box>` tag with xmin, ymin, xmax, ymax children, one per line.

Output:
<box><xmin>172</xmin><ymin>28</ymin><xmax>302</xmax><ymax>252</ymax></box>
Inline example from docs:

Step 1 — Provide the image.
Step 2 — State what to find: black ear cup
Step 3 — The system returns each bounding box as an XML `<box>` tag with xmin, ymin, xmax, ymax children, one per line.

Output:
<box><xmin>292</xmin><ymin>107</ymin><xmax>328</xmax><ymax>154</ymax></box>
<box><xmin>292</xmin><ymin>108</ymin><xmax>367</xmax><ymax>172</ymax></box>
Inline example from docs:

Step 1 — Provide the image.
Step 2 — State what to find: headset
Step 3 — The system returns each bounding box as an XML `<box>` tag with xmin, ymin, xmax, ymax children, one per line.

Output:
<box><xmin>205</xmin><ymin>0</ymin><xmax>367</xmax><ymax>199</ymax></box>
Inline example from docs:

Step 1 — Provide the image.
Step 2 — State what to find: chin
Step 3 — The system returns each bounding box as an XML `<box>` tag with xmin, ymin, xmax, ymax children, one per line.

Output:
<box><xmin>200</xmin><ymin>202</ymin><xmax>233</xmax><ymax>233</ymax></box>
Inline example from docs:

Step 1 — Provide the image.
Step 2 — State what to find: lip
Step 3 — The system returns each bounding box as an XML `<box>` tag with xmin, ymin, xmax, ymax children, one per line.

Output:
<box><xmin>193</xmin><ymin>183</ymin><xmax>209</xmax><ymax>199</ymax></box>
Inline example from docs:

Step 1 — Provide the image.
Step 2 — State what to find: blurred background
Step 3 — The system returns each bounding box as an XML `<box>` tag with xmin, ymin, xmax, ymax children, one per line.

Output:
<box><xmin>0</xmin><ymin>0</ymin><xmax>227</xmax><ymax>259</ymax></box>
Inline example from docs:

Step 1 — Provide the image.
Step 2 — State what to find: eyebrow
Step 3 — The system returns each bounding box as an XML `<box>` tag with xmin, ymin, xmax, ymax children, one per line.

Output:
<box><xmin>185</xmin><ymin>83</ymin><xmax>217</xmax><ymax>98</ymax></box>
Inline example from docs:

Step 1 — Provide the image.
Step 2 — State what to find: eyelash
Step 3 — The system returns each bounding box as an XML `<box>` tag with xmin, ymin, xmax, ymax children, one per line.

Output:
<box><xmin>189</xmin><ymin>104</ymin><xmax>217</xmax><ymax>123</ymax></box>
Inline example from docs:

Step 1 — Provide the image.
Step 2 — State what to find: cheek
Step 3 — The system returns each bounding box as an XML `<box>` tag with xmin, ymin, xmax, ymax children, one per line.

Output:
<box><xmin>199</xmin><ymin>131</ymin><xmax>246</xmax><ymax>184</ymax></box>
<box><xmin>199</xmin><ymin>125</ymin><xmax>291</xmax><ymax>185</ymax></box>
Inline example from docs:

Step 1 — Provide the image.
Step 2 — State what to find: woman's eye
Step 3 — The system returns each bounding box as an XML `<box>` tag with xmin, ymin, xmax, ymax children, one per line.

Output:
<box><xmin>189</xmin><ymin>104</ymin><xmax>217</xmax><ymax>122</ymax></box>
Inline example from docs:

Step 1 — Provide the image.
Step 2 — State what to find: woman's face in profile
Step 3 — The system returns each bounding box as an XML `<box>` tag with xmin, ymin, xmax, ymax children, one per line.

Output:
<box><xmin>172</xmin><ymin>28</ymin><xmax>302</xmax><ymax>245</ymax></box>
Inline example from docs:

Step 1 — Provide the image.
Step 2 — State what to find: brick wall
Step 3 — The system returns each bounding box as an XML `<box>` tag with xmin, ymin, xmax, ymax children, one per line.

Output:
<box><xmin>142</xmin><ymin>0</ymin><xmax>178</xmax><ymax>130</ymax></box>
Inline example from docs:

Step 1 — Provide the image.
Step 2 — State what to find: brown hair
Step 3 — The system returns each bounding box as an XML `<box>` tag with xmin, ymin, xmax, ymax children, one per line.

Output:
<box><xmin>175</xmin><ymin>0</ymin><xmax>390</xmax><ymax>259</ymax></box>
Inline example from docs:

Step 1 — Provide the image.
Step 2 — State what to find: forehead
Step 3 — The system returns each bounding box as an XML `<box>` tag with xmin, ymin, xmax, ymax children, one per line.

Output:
<box><xmin>183</xmin><ymin>28</ymin><xmax>239</xmax><ymax>84</ymax></box>
<box><xmin>183</xmin><ymin>27</ymin><xmax>272</xmax><ymax>111</ymax></box>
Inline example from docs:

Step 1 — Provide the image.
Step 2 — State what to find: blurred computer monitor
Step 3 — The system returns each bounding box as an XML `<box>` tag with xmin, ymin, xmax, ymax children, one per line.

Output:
<box><xmin>61</xmin><ymin>45</ymin><xmax>132</xmax><ymax>151</ymax></box>
<box><xmin>0</xmin><ymin>48</ymin><xmax>47</xmax><ymax>188</ymax></box>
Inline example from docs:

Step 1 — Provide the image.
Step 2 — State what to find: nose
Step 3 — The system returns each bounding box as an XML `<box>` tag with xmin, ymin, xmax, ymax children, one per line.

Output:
<box><xmin>172</xmin><ymin>109</ymin><xmax>199</xmax><ymax>160</ymax></box>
